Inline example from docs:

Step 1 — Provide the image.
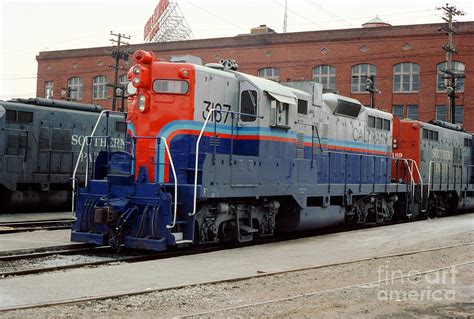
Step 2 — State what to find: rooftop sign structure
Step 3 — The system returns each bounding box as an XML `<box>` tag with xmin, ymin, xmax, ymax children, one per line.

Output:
<box><xmin>143</xmin><ymin>0</ymin><xmax>193</xmax><ymax>43</ymax></box>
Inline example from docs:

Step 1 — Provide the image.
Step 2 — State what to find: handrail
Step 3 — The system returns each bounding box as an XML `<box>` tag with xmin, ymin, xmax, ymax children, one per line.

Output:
<box><xmin>159</xmin><ymin>137</ymin><xmax>178</xmax><ymax>229</ymax></box>
<box><xmin>117</xmin><ymin>134</ymin><xmax>179</xmax><ymax>229</ymax></box>
<box><xmin>389</xmin><ymin>158</ymin><xmax>424</xmax><ymax>207</ymax></box>
<box><xmin>71</xmin><ymin>110</ymin><xmax>126</xmax><ymax>213</ymax></box>
<box><xmin>409</xmin><ymin>159</ymin><xmax>424</xmax><ymax>209</ymax></box>
<box><xmin>190</xmin><ymin>108</ymin><xmax>263</xmax><ymax>217</ymax></box>
<box><xmin>403</xmin><ymin>159</ymin><xmax>416</xmax><ymax>199</ymax></box>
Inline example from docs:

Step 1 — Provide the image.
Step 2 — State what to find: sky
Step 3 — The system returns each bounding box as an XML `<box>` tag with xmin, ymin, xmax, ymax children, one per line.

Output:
<box><xmin>1</xmin><ymin>0</ymin><xmax>473</xmax><ymax>100</ymax></box>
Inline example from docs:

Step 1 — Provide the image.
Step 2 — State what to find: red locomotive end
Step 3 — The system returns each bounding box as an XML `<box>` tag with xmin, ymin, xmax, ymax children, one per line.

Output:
<box><xmin>127</xmin><ymin>50</ymin><xmax>195</xmax><ymax>182</ymax></box>
<box><xmin>392</xmin><ymin>117</ymin><xmax>422</xmax><ymax>183</ymax></box>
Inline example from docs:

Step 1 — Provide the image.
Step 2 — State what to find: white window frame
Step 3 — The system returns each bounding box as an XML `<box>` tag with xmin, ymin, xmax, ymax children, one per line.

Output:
<box><xmin>44</xmin><ymin>81</ymin><xmax>54</xmax><ymax>99</ymax></box>
<box><xmin>258</xmin><ymin>67</ymin><xmax>280</xmax><ymax>81</ymax></box>
<box><xmin>437</xmin><ymin>61</ymin><xmax>465</xmax><ymax>93</ymax></box>
<box><xmin>67</xmin><ymin>77</ymin><xmax>83</xmax><ymax>100</ymax></box>
<box><xmin>393</xmin><ymin>62</ymin><xmax>419</xmax><ymax>93</ymax></box>
<box><xmin>351</xmin><ymin>64</ymin><xmax>376</xmax><ymax>93</ymax></box>
<box><xmin>93</xmin><ymin>75</ymin><xmax>108</xmax><ymax>100</ymax></box>
<box><xmin>312</xmin><ymin>65</ymin><xmax>336</xmax><ymax>90</ymax></box>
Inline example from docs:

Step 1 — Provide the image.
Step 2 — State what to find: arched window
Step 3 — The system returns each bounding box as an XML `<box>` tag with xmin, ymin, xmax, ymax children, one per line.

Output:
<box><xmin>351</xmin><ymin>64</ymin><xmax>376</xmax><ymax>93</ymax></box>
<box><xmin>258</xmin><ymin>67</ymin><xmax>279</xmax><ymax>81</ymax></box>
<box><xmin>67</xmin><ymin>77</ymin><xmax>83</xmax><ymax>100</ymax></box>
<box><xmin>118</xmin><ymin>74</ymin><xmax>129</xmax><ymax>97</ymax></box>
<box><xmin>437</xmin><ymin>61</ymin><xmax>465</xmax><ymax>92</ymax></box>
<box><xmin>312</xmin><ymin>65</ymin><xmax>336</xmax><ymax>90</ymax></box>
<box><xmin>393</xmin><ymin>62</ymin><xmax>419</xmax><ymax>92</ymax></box>
<box><xmin>93</xmin><ymin>75</ymin><xmax>107</xmax><ymax>99</ymax></box>
<box><xmin>44</xmin><ymin>81</ymin><xmax>53</xmax><ymax>99</ymax></box>
<box><xmin>119</xmin><ymin>74</ymin><xmax>128</xmax><ymax>87</ymax></box>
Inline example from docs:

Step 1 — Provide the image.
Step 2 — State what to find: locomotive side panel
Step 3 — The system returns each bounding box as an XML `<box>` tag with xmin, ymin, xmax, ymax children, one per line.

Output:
<box><xmin>0</xmin><ymin>100</ymin><xmax>126</xmax><ymax>211</ymax></box>
<box><xmin>419</xmin><ymin>122</ymin><xmax>469</xmax><ymax>190</ymax></box>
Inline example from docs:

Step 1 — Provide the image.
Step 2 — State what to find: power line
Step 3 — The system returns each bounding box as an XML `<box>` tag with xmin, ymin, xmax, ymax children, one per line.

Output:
<box><xmin>305</xmin><ymin>0</ymin><xmax>354</xmax><ymax>28</ymax></box>
<box><xmin>273</xmin><ymin>0</ymin><xmax>325</xmax><ymax>30</ymax></box>
<box><xmin>185</xmin><ymin>1</ymin><xmax>244</xmax><ymax>30</ymax></box>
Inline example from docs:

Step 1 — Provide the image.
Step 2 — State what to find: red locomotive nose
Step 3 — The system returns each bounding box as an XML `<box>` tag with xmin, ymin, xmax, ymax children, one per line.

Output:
<box><xmin>133</xmin><ymin>50</ymin><xmax>154</xmax><ymax>64</ymax></box>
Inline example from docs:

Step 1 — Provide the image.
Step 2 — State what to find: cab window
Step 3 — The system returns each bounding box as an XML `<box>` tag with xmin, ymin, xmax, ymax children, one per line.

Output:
<box><xmin>153</xmin><ymin>79</ymin><xmax>189</xmax><ymax>94</ymax></box>
<box><xmin>240</xmin><ymin>90</ymin><xmax>257</xmax><ymax>122</ymax></box>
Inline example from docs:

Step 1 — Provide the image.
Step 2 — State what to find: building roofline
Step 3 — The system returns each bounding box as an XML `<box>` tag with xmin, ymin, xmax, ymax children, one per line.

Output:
<box><xmin>36</xmin><ymin>21</ymin><xmax>474</xmax><ymax>61</ymax></box>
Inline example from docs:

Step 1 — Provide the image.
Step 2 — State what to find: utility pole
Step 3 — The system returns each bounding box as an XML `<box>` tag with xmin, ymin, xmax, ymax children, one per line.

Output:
<box><xmin>108</xmin><ymin>31</ymin><xmax>130</xmax><ymax>111</ymax></box>
<box><xmin>365</xmin><ymin>75</ymin><xmax>376</xmax><ymax>108</ymax></box>
<box><xmin>437</xmin><ymin>4</ymin><xmax>465</xmax><ymax>124</ymax></box>
<box><xmin>283</xmin><ymin>0</ymin><xmax>288</xmax><ymax>33</ymax></box>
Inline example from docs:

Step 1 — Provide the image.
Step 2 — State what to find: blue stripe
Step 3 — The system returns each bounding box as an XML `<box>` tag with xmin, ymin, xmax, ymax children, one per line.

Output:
<box><xmin>153</xmin><ymin>120</ymin><xmax>390</xmax><ymax>183</ymax></box>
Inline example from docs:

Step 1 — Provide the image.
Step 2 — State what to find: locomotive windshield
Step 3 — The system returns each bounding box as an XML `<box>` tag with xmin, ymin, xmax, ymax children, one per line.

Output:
<box><xmin>153</xmin><ymin>79</ymin><xmax>189</xmax><ymax>94</ymax></box>
<box><xmin>334</xmin><ymin>100</ymin><xmax>361</xmax><ymax>118</ymax></box>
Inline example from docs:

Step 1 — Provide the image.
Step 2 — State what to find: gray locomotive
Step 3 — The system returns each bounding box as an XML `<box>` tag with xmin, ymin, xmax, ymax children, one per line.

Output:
<box><xmin>0</xmin><ymin>98</ymin><xmax>126</xmax><ymax>212</ymax></box>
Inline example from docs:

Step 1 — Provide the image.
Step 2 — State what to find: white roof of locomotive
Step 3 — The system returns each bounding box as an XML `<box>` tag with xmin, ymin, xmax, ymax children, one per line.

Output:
<box><xmin>195</xmin><ymin>63</ymin><xmax>314</xmax><ymax>104</ymax></box>
<box><xmin>236</xmin><ymin>72</ymin><xmax>311</xmax><ymax>103</ymax></box>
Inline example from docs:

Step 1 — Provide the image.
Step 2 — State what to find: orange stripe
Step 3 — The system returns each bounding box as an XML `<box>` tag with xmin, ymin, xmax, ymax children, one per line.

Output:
<box><xmin>161</xmin><ymin>130</ymin><xmax>389</xmax><ymax>181</ymax></box>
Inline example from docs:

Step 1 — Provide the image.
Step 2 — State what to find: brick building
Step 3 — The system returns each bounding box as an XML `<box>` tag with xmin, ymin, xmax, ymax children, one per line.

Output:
<box><xmin>36</xmin><ymin>20</ymin><xmax>474</xmax><ymax>131</ymax></box>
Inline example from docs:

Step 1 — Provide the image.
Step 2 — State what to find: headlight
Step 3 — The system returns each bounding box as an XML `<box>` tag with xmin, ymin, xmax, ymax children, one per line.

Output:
<box><xmin>133</xmin><ymin>66</ymin><xmax>141</xmax><ymax>74</ymax></box>
<box><xmin>138</xmin><ymin>94</ymin><xmax>146</xmax><ymax>112</ymax></box>
<box><xmin>127</xmin><ymin>82</ymin><xmax>137</xmax><ymax>95</ymax></box>
<box><xmin>133</xmin><ymin>77</ymin><xmax>140</xmax><ymax>86</ymax></box>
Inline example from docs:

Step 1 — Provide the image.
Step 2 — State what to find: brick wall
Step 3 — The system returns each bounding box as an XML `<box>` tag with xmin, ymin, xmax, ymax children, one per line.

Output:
<box><xmin>36</xmin><ymin>22</ymin><xmax>474</xmax><ymax>131</ymax></box>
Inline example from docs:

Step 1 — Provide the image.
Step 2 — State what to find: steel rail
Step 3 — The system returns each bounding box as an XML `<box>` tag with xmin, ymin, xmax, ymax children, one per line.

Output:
<box><xmin>1</xmin><ymin>241</ymin><xmax>471</xmax><ymax>312</ymax></box>
<box><xmin>181</xmin><ymin>258</ymin><xmax>474</xmax><ymax>318</ymax></box>
<box><xmin>0</xmin><ymin>244</ymin><xmax>222</xmax><ymax>278</ymax></box>
<box><xmin>0</xmin><ymin>220</ymin><xmax>74</xmax><ymax>234</ymax></box>
<box><xmin>0</xmin><ymin>246</ymin><xmax>109</xmax><ymax>262</ymax></box>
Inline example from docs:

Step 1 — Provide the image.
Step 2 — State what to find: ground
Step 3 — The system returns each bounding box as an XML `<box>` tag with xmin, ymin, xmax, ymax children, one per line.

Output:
<box><xmin>3</xmin><ymin>230</ymin><xmax>473</xmax><ymax>318</ymax></box>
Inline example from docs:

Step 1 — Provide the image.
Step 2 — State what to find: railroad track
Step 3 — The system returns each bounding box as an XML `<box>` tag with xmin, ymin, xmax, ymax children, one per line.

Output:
<box><xmin>0</xmin><ymin>218</ymin><xmax>441</xmax><ymax>279</ymax></box>
<box><xmin>0</xmin><ymin>243</ymin><xmax>222</xmax><ymax>278</ymax></box>
<box><xmin>0</xmin><ymin>219</ymin><xmax>353</xmax><ymax>279</ymax></box>
<box><xmin>0</xmin><ymin>219</ymin><xmax>74</xmax><ymax>234</ymax></box>
<box><xmin>1</xmin><ymin>242</ymin><xmax>472</xmax><ymax>312</ymax></box>
<box><xmin>181</xmin><ymin>258</ymin><xmax>474</xmax><ymax>318</ymax></box>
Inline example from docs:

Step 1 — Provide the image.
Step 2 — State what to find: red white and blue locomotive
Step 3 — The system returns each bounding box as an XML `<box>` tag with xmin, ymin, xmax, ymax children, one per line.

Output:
<box><xmin>71</xmin><ymin>50</ymin><xmax>474</xmax><ymax>251</ymax></box>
